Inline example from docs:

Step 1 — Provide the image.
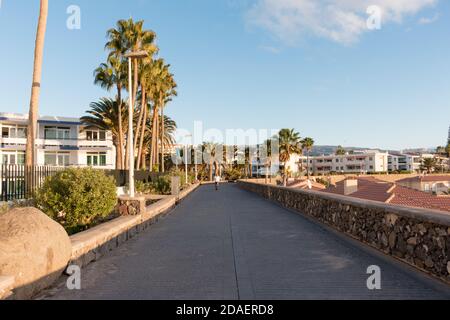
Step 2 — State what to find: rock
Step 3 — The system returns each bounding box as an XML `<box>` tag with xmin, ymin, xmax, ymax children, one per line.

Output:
<box><xmin>417</xmin><ymin>224</ymin><xmax>427</xmax><ymax>236</ymax></box>
<box><xmin>424</xmin><ymin>258</ymin><xmax>434</xmax><ymax>268</ymax></box>
<box><xmin>436</xmin><ymin>228</ymin><xmax>447</xmax><ymax>237</ymax></box>
<box><xmin>447</xmin><ymin>261</ymin><xmax>450</xmax><ymax>275</ymax></box>
<box><xmin>407</xmin><ymin>237</ymin><xmax>418</xmax><ymax>246</ymax></box>
<box><xmin>388</xmin><ymin>232</ymin><xmax>397</xmax><ymax>249</ymax></box>
<box><xmin>0</xmin><ymin>208</ymin><xmax>72</xmax><ymax>299</ymax></box>
<box><xmin>381</xmin><ymin>233</ymin><xmax>388</xmax><ymax>247</ymax></box>
<box><xmin>447</xmin><ymin>228</ymin><xmax>450</xmax><ymax>235</ymax></box>
<box><xmin>385</xmin><ymin>214</ymin><xmax>398</xmax><ymax>227</ymax></box>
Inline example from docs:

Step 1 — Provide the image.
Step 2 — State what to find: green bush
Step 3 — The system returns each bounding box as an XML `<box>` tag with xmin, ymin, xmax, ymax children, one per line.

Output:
<box><xmin>35</xmin><ymin>167</ymin><xmax>117</xmax><ymax>233</ymax></box>
<box><xmin>223</xmin><ymin>168</ymin><xmax>244</xmax><ymax>181</ymax></box>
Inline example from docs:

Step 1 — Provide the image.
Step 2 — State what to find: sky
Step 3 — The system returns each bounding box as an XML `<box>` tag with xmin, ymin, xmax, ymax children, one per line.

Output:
<box><xmin>0</xmin><ymin>0</ymin><xmax>449</xmax><ymax>150</ymax></box>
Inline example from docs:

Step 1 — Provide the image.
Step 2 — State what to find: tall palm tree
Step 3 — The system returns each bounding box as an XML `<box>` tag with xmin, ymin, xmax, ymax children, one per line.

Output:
<box><xmin>106</xmin><ymin>18</ymin><xmax>157</xmax><ymax>169</ymax></box>
<box><xmin>81</xmin><ymin>98</ymin><xmax>128</xmax><ymax>169</ymax></box>
<box><xmin>141</xmin><ymin>113</ymin><xmax>177</xmax><ymax>170</ymax></box>
<box><xmin>146</xmin><ymin>59</ymin><xmax>177</xmax><ymax>172</ymax></box>
<box><xmin>301</xmin><ymin>137</ymin><xmax>314</xmax><ymax>179</ymax></box>
<box><xmin>420</xmin><ymin>158</ymin><xmax>438</xmax><ymax>174</ymax></box>
<box><xmin>93</xmin><ymin>56</ymin><xmax>127</xmax><ymax>169</ymax></box>
<box><xmin>203</xmin><ymin>142</ymin><xmax>220</xmax><ymax>181</ymax></box>
<box><xmin>279</xmin><ymin>129</ymin><xmax>302</xmax><ymax>186</ymax></box>
<box><xmin>26</xmin><ymin>0</ymin><xmax>48</xmax><ymax>167</ymax></box>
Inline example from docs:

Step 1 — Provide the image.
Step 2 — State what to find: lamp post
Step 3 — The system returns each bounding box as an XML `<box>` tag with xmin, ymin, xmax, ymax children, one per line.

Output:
<box><xmin>194</xmin><ymin>145</ymin><xmax>198</xmax><ymax>182</ymax></box>
<box><xmin>183</xmin><ymin>134</ymin><xmax>192</xmax><ymax>184</ymax></box>
<box><xmin>124</xmin><ymin>50</ymin><xmax>148</xmax><ymax>197</ymax></box>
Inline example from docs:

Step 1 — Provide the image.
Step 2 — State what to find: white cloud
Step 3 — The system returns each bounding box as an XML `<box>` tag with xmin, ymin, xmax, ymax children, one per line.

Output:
<box><xmin>246</xmin><ymin>0</ymin><xmax>438</xmax><ymax>45</ymax></box>
<box><xmin>418</xmin><ymin>13</ymin><xmax>439</xmax><ymax>24</ymax></box>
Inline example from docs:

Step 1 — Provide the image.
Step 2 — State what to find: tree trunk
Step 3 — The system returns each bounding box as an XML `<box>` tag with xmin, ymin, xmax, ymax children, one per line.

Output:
<box><xmin>134</xmin><ymin>85</ymin><xmax>145</xmax><ymax>156</ymax></box>
<box><xmin>209</xmin><ymin>161</ymin><xmax>213</xmax><ymax>181</ymax></box>
<box><xmin>161</xmin><ymin>104</ymin><xmax>165</xmax><ymax>173</ymax></box>
<box><xmin>155</xmin><ymin>109</ymin><xmax>160</xmax><ymax>167</ymax></box>
<box><xmin>307</xmin><ymin>151</ymin><xmax>310</xmax><ymax>179</ymax></box>
<box><xmin>149</xmin><ymin>104</ymin><xmax>158</xmax><ymax>171</ymax></box>
<box><xmin>116</xmin><ymin>84</ymin><xmax>124</xmax><ymax>170</ymax></box>
<box><xmin>26</xmin><ymin>0</ymin><xmax>48</xmax><ymax>167</ymax></box>
<box><xmin>137</xmin><ymin>91</ymin><xmax>147</xmax><ymax>170</ymax></box>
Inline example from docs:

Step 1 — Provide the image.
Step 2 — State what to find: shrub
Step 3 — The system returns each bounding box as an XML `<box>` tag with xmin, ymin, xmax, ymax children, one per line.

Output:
<box><xmin>35</xmin><ymin>167</ymin><xmax>117</xmax><ymax>233</ymax></box>
<box><xmin>224</xmin><ymin>168</ymin><xmax>244</xmax><ymax>181</ymax></box>
<box><xmin>153</xmin><ymin>175</ymin><xmax>172</xmax><ymax>195</ymax></box>
<box><xmin>0</xmin><ymin>202</ymin><xmax>8</xmax><ymax>215</ymax></box>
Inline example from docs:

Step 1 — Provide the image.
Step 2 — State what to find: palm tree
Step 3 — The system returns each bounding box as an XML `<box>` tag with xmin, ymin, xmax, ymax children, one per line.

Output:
<box><xmin>420</xmin><ymin>158</ymin><xmax>438</xmax><ymax>174</ymax></box>
<box><xmin>336</xmin><ymin>145</ymin><xmax>346</xmax><ymax>156</ymax></box>
<box><xmin>203</xmin><ymin>142</ymin><xmax>220</xmax><ymax>181</ymax></box>
<box><xmin>106</xmin><ymin>18</ymin><xmax>157</xmax><ymax>169</ymax></box>
<box><xmin>93</xmin><ymin>57</ymin><xmax>127</xmax><ymax>169</ymax></box>
<box><xmin>278</xmin><ymin>129</ymin><xmax>302</xmax><ymax>186</ymax></box>
<box><xmin>26</xmin><ymin>0</ymin><xmax>48</xmax><ymax>167</ymax></box>
<box><xmin>302</xmin><ymin>137</ymin><xmax>314</xmax><ymax>179</ymax></box>
<box><xmin>146</xmin><ymin>59</ymin><xmax>177</xmax><ymax>172</ymax></box>
<box><xmin>141</xmin><ymin>113</ymin><xmax>177</xmax><ymax>170</ymax></box>
<box><xmin>81</xmin><ymin>98</ymin><xmax>128</xmax><ymax>169</ymax></box>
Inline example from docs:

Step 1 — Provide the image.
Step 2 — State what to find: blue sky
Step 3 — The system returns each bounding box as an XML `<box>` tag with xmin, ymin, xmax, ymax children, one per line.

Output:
<box><xmin>0</xmin><ymin>0</ymin><xmax>449</xmax><ymax>150</ymax></box>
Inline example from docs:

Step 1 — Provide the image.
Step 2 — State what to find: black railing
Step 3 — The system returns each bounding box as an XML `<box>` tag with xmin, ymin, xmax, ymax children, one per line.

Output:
<box><xmin>0</xmin><ymin>165</ymin><xmax>62</xmax><ymax>202</ymax></box>
<box><xmin>0</xmin><ymin>165</ymin><xmax>166</xmax><ymax>201</ymax></box>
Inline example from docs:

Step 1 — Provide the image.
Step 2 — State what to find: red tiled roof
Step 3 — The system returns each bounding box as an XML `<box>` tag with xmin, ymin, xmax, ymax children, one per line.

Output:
<box><xmin>388</xmin><ymin>185</ymin><xmax>450</xmax><ymax>212</ymax></box>
<box><xmin>397</xmin><ymin>175</ymin><xmax>450</xmax><ymax>184</ymax></box>
<box><xmin>322</xmin><ymin>177</ymin><xmax>393</xmax><ymax>202</ymax></box>
<box><xmin>320</xmin><ymin>177</ymin><xmax>450</xmax><ymax>213</ymax></box>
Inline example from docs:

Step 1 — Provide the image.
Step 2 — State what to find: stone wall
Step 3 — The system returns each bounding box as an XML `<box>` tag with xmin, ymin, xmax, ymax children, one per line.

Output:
<box><xmin>117</xmin><ymin>196</ymin><xmax>146</xmax><ymax>216</ymax></box>
<box><xmin>238</xmin><ymin>181</ymin><xmax>450</xmax><ymax>284</ymax></box>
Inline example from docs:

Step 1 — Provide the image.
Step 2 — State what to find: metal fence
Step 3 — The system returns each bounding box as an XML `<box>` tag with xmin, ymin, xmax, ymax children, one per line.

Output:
<box><xmin>0</xmin><ymin>165</ymin><xmax>165</xmax><ymax>201</ymax></box>
<box><xmin>0</xmin><ymin>165</ymin><xmax>62</xmax><ymax>202</ymax></box>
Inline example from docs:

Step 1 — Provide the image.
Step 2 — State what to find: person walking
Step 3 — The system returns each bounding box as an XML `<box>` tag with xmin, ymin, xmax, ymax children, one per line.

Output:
<box><xmin>214</xmin><ymin>174</ymin><xmax>221</xmax><ymax>191</ymax></box>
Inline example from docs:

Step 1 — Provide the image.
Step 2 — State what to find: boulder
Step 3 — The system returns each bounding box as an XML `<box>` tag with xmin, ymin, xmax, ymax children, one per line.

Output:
<box><xmin>0</xmin><ymin>207</ymin><xmax>72</xmax><ymax>299</ymax></box>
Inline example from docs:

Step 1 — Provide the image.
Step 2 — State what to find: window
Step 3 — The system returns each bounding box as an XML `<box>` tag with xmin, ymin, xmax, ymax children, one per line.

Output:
<box><xmin>1</xmin><ymin>152</ymin><xmax>25</xmax><ymax>165</ymax></box>
<box><xmin>17</xmin><ymin>127</ymin><xmax>27</xmax><ymax>138</ymax></box>
<box><xmin>86</xmin><ymin>130</ymin><xmax>106</xmax><ymax>141</ymax></box>
<box><xmin>45</xmin><ymin>127</ymin><xmax>70</xmax><ymax>140</ymax></box>
<box><xmin>1</xmin><ymin>125</ymin><xmax>27</xmax><ymax>138</ymax></box>
<box><xmin>17</xmin><ymin>153</ymin><xmax>25</xmax><ymax>165</ymax></box>
<box><xmin>44</xmin><ymin>153</ymin><xmax>57</xmax><ymax>166</ymax></box>
<box><xmin>424</xmin><ymin>184</ymin><xmax>430</xmax><ymax>192</ymax></box>
<box><xmin>44</xmin><ymin>152</ymin><xmax>70</xmax><ymax>166</ymax></box>
<box><xmin>87</xmin><ymin>152</ymin><xmax>107</xmax><ymax>167</ymax></box>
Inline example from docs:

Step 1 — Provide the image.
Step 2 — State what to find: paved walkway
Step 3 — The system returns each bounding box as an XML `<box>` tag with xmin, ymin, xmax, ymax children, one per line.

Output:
<box><xmin>41</xmin><ymin>184</ymin><xmax>450</xmax><ymax>300</ymax></box>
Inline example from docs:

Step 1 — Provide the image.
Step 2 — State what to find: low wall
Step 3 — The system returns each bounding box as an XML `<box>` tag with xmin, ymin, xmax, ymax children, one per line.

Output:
<box><xmin>238</xmin><ymin>181</ymin><xmax>450</xmax><ymax>284</ymax></box>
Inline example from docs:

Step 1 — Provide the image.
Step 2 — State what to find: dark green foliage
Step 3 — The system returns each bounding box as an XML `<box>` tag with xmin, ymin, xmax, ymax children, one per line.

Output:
<box><xmin>35</xmin><ymin>167</ymin><xmax>117</xmax><ymax>233</ymax></box>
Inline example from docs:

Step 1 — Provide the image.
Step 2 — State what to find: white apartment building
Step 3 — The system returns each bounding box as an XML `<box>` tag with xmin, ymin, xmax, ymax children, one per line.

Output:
<box><xmin>277</xmin><ymin>151</ymin><xmax>389</xmax><ymax>176</ymax></box>
<box><xmin>310</xmin><ymin>151</ymin><xmax>389</xmax><ymax>175</ymax></box>
<box><xmin>388</xmin><ymin>154</ymin><xmax>421</xmax><ymax>172</ymax></box>
<box><xmin>0</xmin><ymin>113</ymin><xmax>115</xmax><ymax>169</ymax></box>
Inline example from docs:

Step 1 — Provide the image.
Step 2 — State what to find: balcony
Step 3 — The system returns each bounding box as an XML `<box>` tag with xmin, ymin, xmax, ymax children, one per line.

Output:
<box><xmin>36</xmin><ymin>138</ymin><xmax>113</xmax><ymax>150</ymax></box>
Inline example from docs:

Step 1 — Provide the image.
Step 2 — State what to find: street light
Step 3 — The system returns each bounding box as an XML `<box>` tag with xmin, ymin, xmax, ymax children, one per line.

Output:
<box><xmin>183</xmin><ymin>134</ymin><xmax>193</xmax><ymax>184</ymax></box>
<box><xmin>124</xmin><ymin>50</ymin><xmax>148</xmax><ymax>197</ymax></box>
